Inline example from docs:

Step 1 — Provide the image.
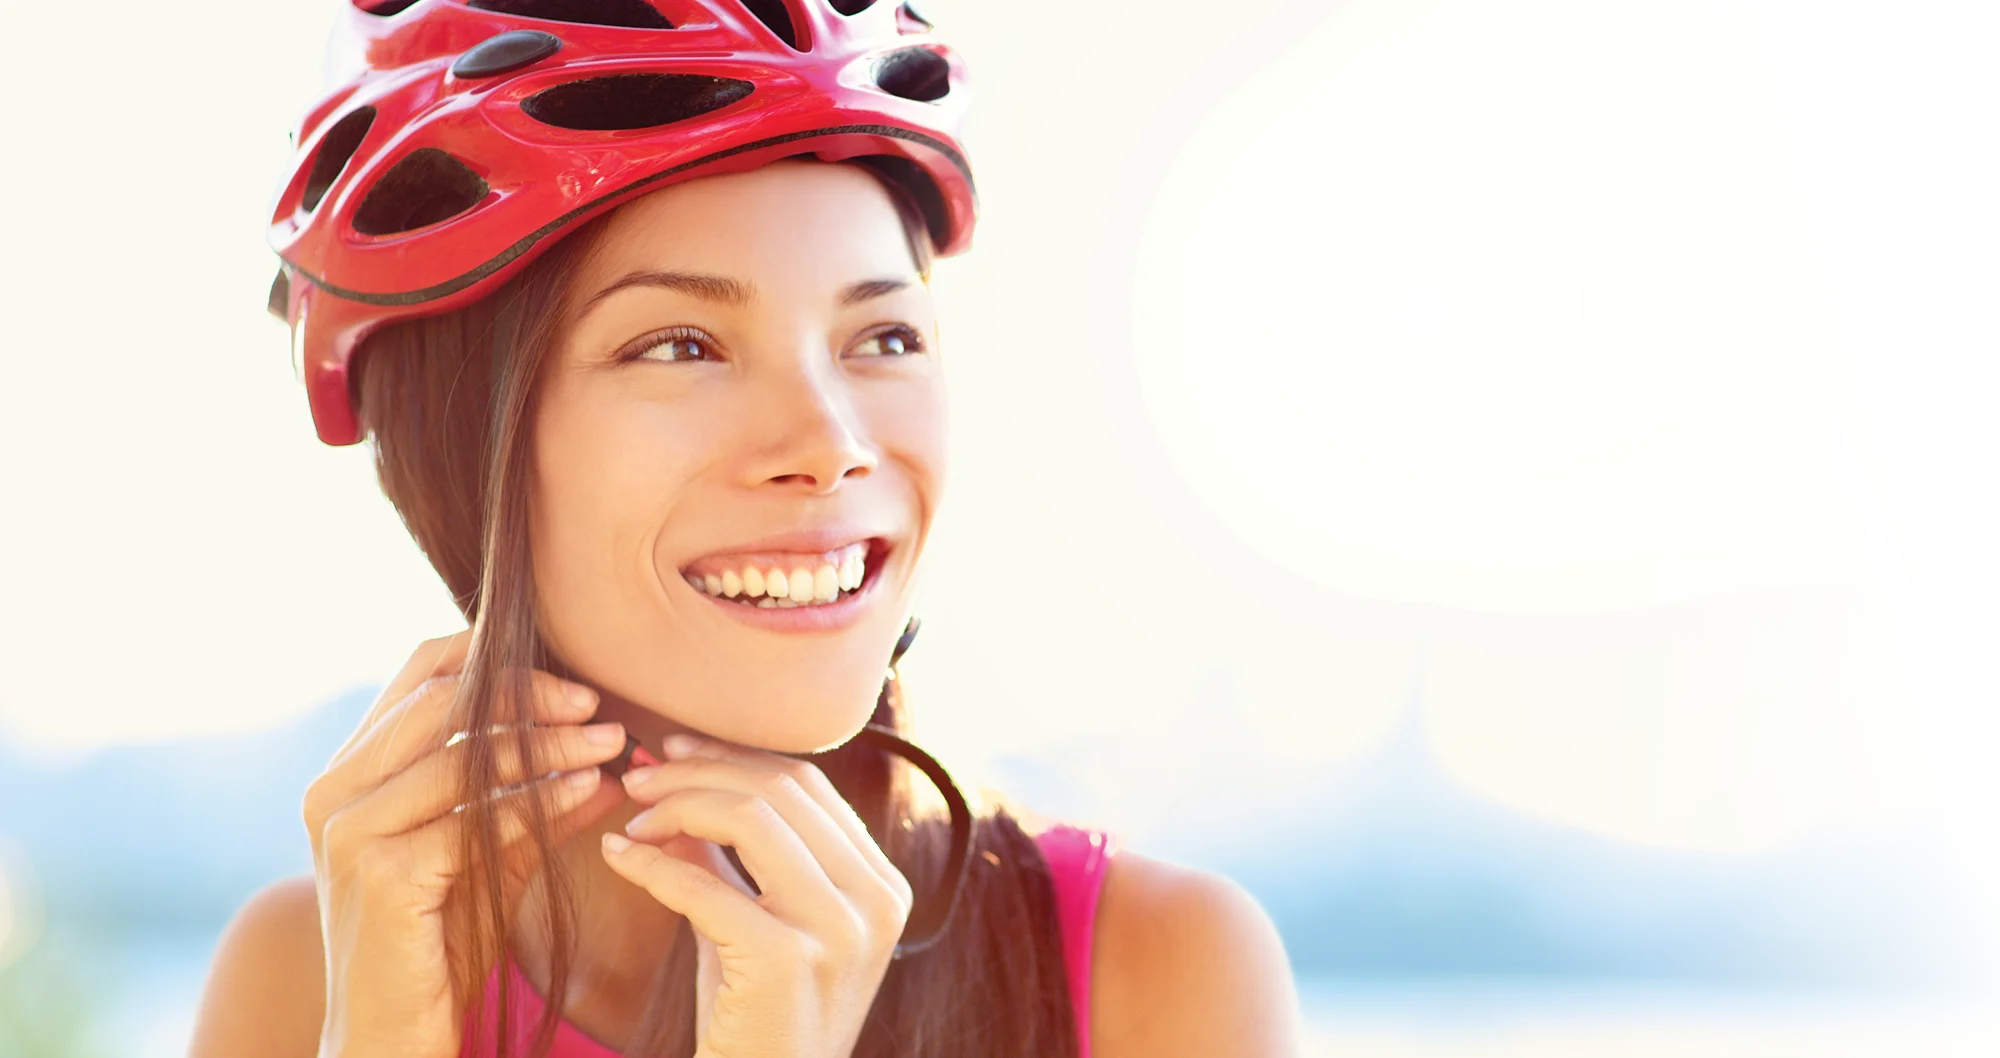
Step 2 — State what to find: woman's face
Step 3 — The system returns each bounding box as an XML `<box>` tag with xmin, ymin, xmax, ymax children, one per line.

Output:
<box><xmin>529</xmin><ymin>160</ymin><xmax>946</xmax><ymax>754</ymax></box>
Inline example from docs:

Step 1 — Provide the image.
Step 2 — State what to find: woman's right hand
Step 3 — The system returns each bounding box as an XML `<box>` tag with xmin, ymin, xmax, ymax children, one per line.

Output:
<box><xmin>302</xmin><ymin>630</ymin><xmax>630</xmax><ymax>1058</ymax></box>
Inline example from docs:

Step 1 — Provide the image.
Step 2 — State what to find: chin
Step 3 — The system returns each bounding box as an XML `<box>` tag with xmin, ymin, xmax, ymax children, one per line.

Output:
<box><xmin>679</xmin><ymin>677</ymin><xmax>886</xmax><ymax>755</ymax></box>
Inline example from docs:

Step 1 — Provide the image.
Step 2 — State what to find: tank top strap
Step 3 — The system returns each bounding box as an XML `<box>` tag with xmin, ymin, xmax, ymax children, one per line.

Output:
<box><xmin>1033</xmin><ymin>823</ymin><xmax>1120</xmax><ymax>1058</ymax></box>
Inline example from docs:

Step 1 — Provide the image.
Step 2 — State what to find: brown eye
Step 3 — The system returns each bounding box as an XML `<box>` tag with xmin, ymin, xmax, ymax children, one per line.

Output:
<box><xmin>635</xmin><ymin>333</ymin><xmax>710</xmax><ymax>363</ymax></box>
<box><xmin>852</xmin><ymin>326</ymin><xmax>924</xmax><ymax>358</ymax></box>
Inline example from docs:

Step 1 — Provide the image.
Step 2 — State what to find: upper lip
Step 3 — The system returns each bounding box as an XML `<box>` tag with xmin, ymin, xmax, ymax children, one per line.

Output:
<box><xmin>679</xmin><ymin>524</ymin><xmax>892</xmax><ymax>567</ymax></box>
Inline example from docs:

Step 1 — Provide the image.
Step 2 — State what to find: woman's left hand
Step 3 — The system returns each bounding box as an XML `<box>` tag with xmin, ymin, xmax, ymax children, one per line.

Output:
<box><xmin>606</xmin><ymin>734</ymin><xmax>914</xmax><ymax>1058</ymax></box>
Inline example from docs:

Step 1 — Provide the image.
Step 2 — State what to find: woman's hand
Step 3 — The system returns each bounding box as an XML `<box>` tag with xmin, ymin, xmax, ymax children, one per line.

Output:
<box><xmin>302</xmin><ymin>631</ymin><xmax>631</xmax><ymax>1058</ymax></box>
<box><xmin>608</xmin><ymin>735</ymin><xmax>915</xmax><ymax>1058</ymax></box>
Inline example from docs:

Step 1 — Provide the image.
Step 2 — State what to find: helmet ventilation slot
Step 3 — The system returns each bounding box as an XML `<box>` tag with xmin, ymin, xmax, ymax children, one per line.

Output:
<box><xmin>829</xmin><ymin>0</ymin><xmax>877</xmax><ymax>14</ymax></box>
<box><xmin>300</xmin><ymin>106</ymin><xmax>376</xmax><ymax>213</ymax></box>
<box><xmin>739</xmin><ymin>0</ymin><xmax>802</xmax><ymax>50</ymax></box>
<box><xmin>874</xmin><ymin>47</ymin><xmax>949</xmax><ymax>102</ymax></box>
<box><xmin>351</xmin><ymin>148</ymin><xmax>490</xmax><ymax>235</ymax></box>
<box><xmin>521</xmin><ymin>72</ymin><xmax>754</xmax><ymax>131</ymax></box>
<box><xmin>358</xmin><ymin>0</ymin><xmax>421</xmax><ymax>14</ymax></box>
<box><xmin>466</xmin><ymin>0</ymin><xmax>674</xmax><ymax>30</ymax></box>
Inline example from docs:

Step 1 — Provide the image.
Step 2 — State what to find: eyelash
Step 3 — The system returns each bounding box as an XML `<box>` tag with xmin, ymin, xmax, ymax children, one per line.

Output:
<box><xmin>621</xmin><ymin>324</ymin><xmax>927</xmax><ymax>364</ymax></box>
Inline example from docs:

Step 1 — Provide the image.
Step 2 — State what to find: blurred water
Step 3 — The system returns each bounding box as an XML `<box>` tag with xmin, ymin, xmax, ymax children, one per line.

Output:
<box><xmin>1298</xmin><ymin>978</ymin><xmax>1997</xmax><ymax>1057</ymax></box>
<box><xmin>69</xmin><ymin>933</ymin><xmax>1997</xmax><ymax>1058</ymax></box>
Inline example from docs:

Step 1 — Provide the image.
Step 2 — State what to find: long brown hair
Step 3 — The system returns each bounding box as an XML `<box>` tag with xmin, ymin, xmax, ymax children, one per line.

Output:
<box><xmin>351</xmin><ymin>164</ymin><xmax>1080</xmax><ymax>1058</ymax></box>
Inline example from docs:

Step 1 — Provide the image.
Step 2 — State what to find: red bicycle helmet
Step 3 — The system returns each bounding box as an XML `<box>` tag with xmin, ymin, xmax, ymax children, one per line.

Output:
<box><xmin>267</xmin><ymin>0</ymin><xmax>975</xmax><ymax>446</ymax></box>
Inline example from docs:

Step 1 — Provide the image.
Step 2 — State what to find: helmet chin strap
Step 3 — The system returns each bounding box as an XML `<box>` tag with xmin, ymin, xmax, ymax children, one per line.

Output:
<box><xmin>605</xmin><ymin>616</ymin><xmax>974</xmax><ymax>959</ymax></box>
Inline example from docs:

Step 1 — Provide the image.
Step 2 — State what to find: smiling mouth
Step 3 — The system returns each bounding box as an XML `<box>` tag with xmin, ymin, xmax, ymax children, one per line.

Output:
<box><xmin>679</xmin><ymin>537</ymin><xmax>890</xmax><ymax>609</ymax></box>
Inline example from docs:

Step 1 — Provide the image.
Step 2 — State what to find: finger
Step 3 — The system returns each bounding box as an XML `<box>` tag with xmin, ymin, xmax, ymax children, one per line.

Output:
<box><xmin>600</xmin><ymin>833</ymin><xmax>784</xmax><ymax>951</ymax></box>
<box><xmin>620</xmin><ymin>788</ymin><xmax>851</xmax><ymax>928</ymax></box>
<box><xmin>621</xmin><ymin>755</ymin><xmax>893</xmax><ymax>904</ymax></box>
<box><xmin>636</xmin><ymin>736</ymin><xmax>909</xmax><ymax>902</ymax></box>
<box><xmin>339</xmin><ymin>766</ymin><xmax>605</xmax><ymax>889</ymax></box>
<box><xmin>338</xmin><ymin>720</ymin><xmax>628</xmax><ymax>839</ymax></box>
<box><xmin>333</xmin><ymin>630</ymin><xmax>475</xmax><ymax>763</ymax></box>
<box><xmin>311</xmin><ymin>668</ymin><xmax>597</xmax><ymax>819</ymax></box>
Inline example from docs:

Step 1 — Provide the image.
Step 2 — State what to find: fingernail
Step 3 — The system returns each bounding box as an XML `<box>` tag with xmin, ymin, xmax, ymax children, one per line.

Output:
<box><xmin>565</xmin><ymin>682</ymin><xmax>598</xmax><ymax>710</ymax></box>
<box><xmin>663</xmin><ymin>734</ymin><xmax>700</xmax><ymax>758</ymax></box>
<box><xmin>583</xmin><ymin>722</ymin><xmax>624</xmax><ymax>747</ymax></box>
<box><xmin>621</xmin><ymin>765</ymin><xmax>657</xmax><ymax>787</ymax></box>
<box><xmin>602</xmin><ymin>832</ymin><xmax>633</xmax><ymax>854</ymax></box>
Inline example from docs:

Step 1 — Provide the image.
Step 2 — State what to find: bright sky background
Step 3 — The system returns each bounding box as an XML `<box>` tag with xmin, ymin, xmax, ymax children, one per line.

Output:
<box><xmin>0</xmin><ymin>0</ymin><xmax>1994</xmax><ymax>935</ymax></box>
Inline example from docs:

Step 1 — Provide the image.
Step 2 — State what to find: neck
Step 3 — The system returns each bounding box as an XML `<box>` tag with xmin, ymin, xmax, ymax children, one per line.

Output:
<box><xmin>508</xmin><ymin>795</ymin><xmax>689</xmax><ymax>1047</ymax></box>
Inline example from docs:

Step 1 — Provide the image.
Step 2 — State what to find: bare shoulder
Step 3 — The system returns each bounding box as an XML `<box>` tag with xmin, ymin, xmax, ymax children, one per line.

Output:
<box><xmin>1090</xmin><ymin>847</ymin><xmax>1304</xmax><ymax>1058</ymax></box>
<box><xmin>189</xmin><ymin>874</ymin><xmax>327</xmax><ymax>1058</ymax></box>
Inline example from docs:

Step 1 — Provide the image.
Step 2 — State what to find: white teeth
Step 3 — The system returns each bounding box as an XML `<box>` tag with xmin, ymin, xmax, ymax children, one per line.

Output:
<box><xmin>688</xmin><ymin>542</ymin><xmax>876</xmax><ymax>609</ymax></box>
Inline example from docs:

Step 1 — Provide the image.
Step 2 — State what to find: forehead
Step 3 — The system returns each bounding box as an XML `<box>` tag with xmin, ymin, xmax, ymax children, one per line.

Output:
<box><xmin>577</xmin><ymin>161</ymin><xmax>919</xmax><ymax>296</ymax></box>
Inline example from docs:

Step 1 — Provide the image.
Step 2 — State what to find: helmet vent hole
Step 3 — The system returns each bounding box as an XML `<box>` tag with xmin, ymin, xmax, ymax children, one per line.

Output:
<box><xmin>895</xmin><ymin>1</ymin><xmax>931</xmax><ymax>31</ymax></box>
<box><xmin>829</xmin><ymin>0</ymin><xmax>877</xmax><ymax>14</ymax></box>
<box><xmin>465</xmin><ymin>0</ymin><xmax>674</xmax><ymax>30</ymax></box>
<box><xmin>358</xmin><ymin>0</ymin><xmax>421</xmax><ymax>14</ymax></box>
<box><xmin>521</xmin><ymin>73</ymin><xmax>754</xmax><ymax>131</ymax></box>
<box><xmin>739</xmin><ymin>0</ymin><xmax>801</xmax><ymax>50</ymax></box>
<box><xmin>351</xmin><ymin>148</ymin><xmax>490</xmax><ymax>236</ymax></box>
<box><xmin>874</xmin><ymin>47</ymin><xmax>949</xmax><ymax>103</ymax></box>
<box><xmin>300</xmin><ymin>106</ymin><xmax>376</xmax><ymax>213</ymax></box>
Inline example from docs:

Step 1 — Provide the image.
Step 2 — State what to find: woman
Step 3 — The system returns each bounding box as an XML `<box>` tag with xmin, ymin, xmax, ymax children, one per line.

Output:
<box><xmin>193</xmin><ymin>2</ymin><xmax>1299</xmax><ymax>1056</ymax></box>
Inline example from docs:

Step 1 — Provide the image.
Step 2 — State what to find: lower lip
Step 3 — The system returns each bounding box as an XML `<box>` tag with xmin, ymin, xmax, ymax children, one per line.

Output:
<box><xmin>688</xmin><ymin>548</ymin><xmax>890</xmax><ymax>633</ymax></box>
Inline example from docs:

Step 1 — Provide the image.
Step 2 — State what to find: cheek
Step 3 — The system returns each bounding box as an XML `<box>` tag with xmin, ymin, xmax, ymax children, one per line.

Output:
<box><xmin>865</xmin><ymin>373</ymin><xmax>949</xmax><ymax>506</ymax></box>
<box><xmin>530</xmin><ymin>374</ymin><xmax>711</xmax><ymax>647</ymax></box>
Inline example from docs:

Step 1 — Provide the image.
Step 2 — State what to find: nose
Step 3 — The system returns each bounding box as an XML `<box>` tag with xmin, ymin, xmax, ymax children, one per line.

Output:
<box><xmin>742</xmin><ymin>361</ymin><xmax>878</xmax><ymax>494</ymax></box>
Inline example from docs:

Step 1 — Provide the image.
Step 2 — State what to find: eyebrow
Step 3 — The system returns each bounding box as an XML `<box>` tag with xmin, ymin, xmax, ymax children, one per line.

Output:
<box><xmin>582</xmin><ymin>270</ymin><xmax>751</xmax><ymax>311</ymax></box>
<box><xmin>839</xmin><ymin>278</ymin><xmax>911</xmax><ymax>305</ymax></box>
<box><xmin>579</xmin><ymin>271</ymin><xmax>913</xmax><ymax>314</ymax></box>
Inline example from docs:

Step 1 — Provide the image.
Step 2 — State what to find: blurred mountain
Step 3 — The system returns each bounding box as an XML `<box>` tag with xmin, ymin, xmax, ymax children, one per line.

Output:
<box><xmin>991</xmin><ymin>704</ymin><xmax>1985</xmax><ymax>990</ymax></box>
<box><xmin>0</xmin><ymin>688</ymin><xmax>372</xmax><ymax>931</ymax></box>
<box><xmin>0</xmin><ymin>687</ymin><xmax>1984</xmax><ymax>990</ymax></box>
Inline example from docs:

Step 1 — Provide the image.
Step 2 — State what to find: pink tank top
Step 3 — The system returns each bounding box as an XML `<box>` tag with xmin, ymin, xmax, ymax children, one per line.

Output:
<box><xmin>464</xmin><ymin>823</ymin><xmax>1117</xmax><ymax>1057</ymax></box>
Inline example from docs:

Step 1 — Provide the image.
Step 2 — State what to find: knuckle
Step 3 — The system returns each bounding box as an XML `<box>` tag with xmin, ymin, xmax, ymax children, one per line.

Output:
<box><xmin>300</xmin><ymin>778</ymin><xmax>334</xmax><ymax>828</ymax></box>
<box><xmin>867</xmin><ymin>885</ymin><xmax>911</xmax><ymax>933</ymax></box>
<box><xmin>412</xmin><ymin>673</ymin><xmax>460</xmax><ymax>707</ymax></box>
<box><xmin>671</xmin><ymin>859</ymin><xmax>726</xmax><ymax>898</ymax></box>
<box><xmin>757</xmin><ymin>769</ymin><xmax>804</xmax><ymax>803</ymax></box>
<box><xmin>827</xmin><ymin>906</ymin><xmax>869</xmax><ymax>952</ymax></box>
<box><xmin>799</xmin><ymin>932</ymin><xmax>842</xmax><ymax>974</ymax></box>
<box><xmin>778</xmin><ymin>758</ymin><xmax>827</xmax><ymax>792</ymax></box>
<box><xmin>885</xmin><ymin>864</ymin><xmax>915</xmax><ymax>909</ymax></box>
<box><xmin>319</xmin><ymin>810</ymin><xmax>364</xmax><ymax>862</ymax></box>
<box><xmin>729</xmin><ymin>792</ymin><xmax>779</xmax><ymax>828</ymax></box>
